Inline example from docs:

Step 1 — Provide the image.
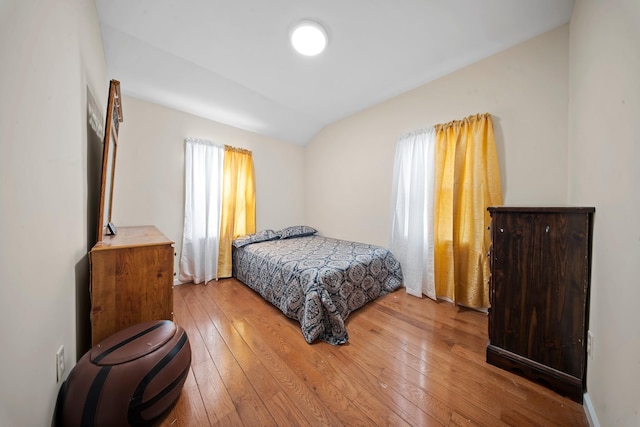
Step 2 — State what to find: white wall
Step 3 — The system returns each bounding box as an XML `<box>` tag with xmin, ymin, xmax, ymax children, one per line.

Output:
<box><xmin>305</xmin><ymin>26</ymin><xmax>570</xmax><ymax>247</ymax></box>
<box><xmin>0</xmin><ymin>0</ymin><xmax>107</xmax><ymax>425</ymax></box>
<box><xmin>568</xmin><ymin>1</ymin><xmax>640</xmax><ymax>426</ymax></box>
<box><xmin>113</xmin><ymin>96</ymin><xmax>306</xmax><ymax>278</ymax></box>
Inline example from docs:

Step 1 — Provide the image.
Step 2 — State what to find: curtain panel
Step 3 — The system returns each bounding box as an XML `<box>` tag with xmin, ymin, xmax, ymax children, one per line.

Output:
<box><xmin>217</xmin><ymin>145</ymin><xmax>256</xmax><ymax>278</ymax></box>
<box><xmin>390</xmin><ymin>128</ymin><xmax>437</xmax><ymax>299</ymax></box>
<box><xmin>179</xmin><ymin>138</ymin><xmax>224</xmax><ymax>284</ymax></box>
<box><xmin>391</xmin><ymin>113</ymin><xmax>502</xmax><ymax>309</ymax></box>
<box><xmin>434</xmin><ymin>113</ymin><xmax>502</xmax><ymax>307</ymax></box>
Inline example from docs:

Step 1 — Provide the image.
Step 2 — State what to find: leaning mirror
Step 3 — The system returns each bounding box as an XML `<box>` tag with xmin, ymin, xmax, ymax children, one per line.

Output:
<box><xmin>96</xmin><ymin>80</ymin><xmax>123</xmax><ymax>242</ymax></box>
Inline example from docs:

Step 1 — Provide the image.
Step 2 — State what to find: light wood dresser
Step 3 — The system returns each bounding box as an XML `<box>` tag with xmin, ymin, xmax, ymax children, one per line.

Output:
<box><xmin>89</xmin><ymin>225</ymin><xmax>174</xmax><ymax>345</ymax></box>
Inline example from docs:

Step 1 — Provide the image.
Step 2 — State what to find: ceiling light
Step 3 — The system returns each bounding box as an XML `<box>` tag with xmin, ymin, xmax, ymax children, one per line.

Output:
<box><xmin>290</xmin><ymin>20</ymin><xmax>327</xmax><ymax>56</ymax></box>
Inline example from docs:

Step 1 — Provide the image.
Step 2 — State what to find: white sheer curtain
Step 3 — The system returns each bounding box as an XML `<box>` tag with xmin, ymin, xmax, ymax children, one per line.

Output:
<box><xmin>179</xmin><ymin>138</ymin><xmax>224</xmax><ymax>284</ymax></box>
<box><xmin>390</xmin><ymin>128</ymin><xmax>437</xmax><ymax>299</ymax></box>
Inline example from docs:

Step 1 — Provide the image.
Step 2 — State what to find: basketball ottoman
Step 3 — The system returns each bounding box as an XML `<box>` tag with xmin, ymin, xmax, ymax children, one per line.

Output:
<box><xmin>56</xmin><ymin>320</ymin><xmax>191</xmax><ymax>427</ymax></box>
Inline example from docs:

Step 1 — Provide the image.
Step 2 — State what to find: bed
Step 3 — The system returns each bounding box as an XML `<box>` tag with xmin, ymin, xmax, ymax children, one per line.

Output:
<box><xmin>232</xmin><ymin>226</ymin><xmax>403</xmax><ymax>345</ymax></box>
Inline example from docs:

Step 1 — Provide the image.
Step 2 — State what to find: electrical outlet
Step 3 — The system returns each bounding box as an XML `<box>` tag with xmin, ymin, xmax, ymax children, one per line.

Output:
<box><xmin>587</xmin><ymin>331</ymin><xmax>594</xmax><ymax>360</ymax></box>
<box><xmin>56</xmin><ymin>346</ymin><xmax>65</xmax><ymax>382</ymax></box>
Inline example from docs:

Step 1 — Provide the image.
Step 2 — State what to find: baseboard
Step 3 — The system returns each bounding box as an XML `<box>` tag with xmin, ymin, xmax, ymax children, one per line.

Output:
<box><xmin>486</xmin><ymin>345</ymin><xmax>583</xmax><ymax>402</ymax></box>
<box><xmin>583</xmin><ymin>393</ymin><xmax>600</xmax><ymax>427</ymax></box>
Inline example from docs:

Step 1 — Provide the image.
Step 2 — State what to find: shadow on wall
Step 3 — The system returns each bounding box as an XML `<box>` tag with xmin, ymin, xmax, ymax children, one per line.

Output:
<box><xmin>491</xmin><ymin>115</ymin><xmax>507</xmax><ymax>198</ymax></box>
<box><xmin>76</xmin><ymin>87</ymin><xmax>105</xmax><ymax>359</ymax></box>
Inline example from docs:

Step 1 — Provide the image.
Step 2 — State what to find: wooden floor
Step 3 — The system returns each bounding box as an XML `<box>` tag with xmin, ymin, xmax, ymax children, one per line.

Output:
<box><xmin>159</xmin><ymin>279</ymin><xmax>588</xmax><ymax>426</ymax></box>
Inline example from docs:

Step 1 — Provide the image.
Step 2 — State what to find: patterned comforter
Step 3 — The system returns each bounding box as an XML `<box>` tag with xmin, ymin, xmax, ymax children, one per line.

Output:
<box><xmin>232</xmin><ymin>235</ymin><xmax>403</xmax><ymax>344</ymax></box>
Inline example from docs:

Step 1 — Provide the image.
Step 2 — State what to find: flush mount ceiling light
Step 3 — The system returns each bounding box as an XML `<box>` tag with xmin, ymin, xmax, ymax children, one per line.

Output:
<box><xmin>290</xmin><ymin>20</ymin><xmax>328</xmax><ymax>56</ymax></box>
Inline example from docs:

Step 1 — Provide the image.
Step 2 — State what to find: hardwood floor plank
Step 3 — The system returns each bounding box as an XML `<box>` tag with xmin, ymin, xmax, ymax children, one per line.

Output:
<box><xmin>322</xmin><ymin>342</ymin><xmax>443</xmax><ymax>427</ymax></box>
<box><xmin>173</xmin><ymin>288</ymin><xmax>211</xmax><ymax>366</ymax></box>
<box><xmin>187</xmin><ymin>282</ymin><xmax>348</xmax><ymax>426</ymax></box>
<box><xmin>360</xmin><ymin>314</ymin><xmax>512</xmax><ymax>421</ymax></box>
<box><xmin>263</xmin><ymin>391</ymin><xmax>314</xmax><ymax>427</ymax></box>
<box><xmin>248</xmin><ymin>318</ymin><xmax>412</xmax><ymax>427</ymax></box>
<box><xmin>180</xmin><ymin>285</ymin><xmax>279</xmax><ymax>427</ymax></box>
<box><xmin>190</xmin><ymin>360</ymin><xmax>237</xmax><ymax>424</ymax></box>
<box><xmin>175</xmin><ymin>290</ymin><xmax>239</xmax><ymax>424</ymax></box>
<box><xmin>345</xmin><ymin>317</ymin><xmax>502</xmax><ymax>426</ymax></box>
<box><xmin>365</xmin><ymin>295</ymin><xmax>584</xmax><ymax>425</ymax></box>
<box><xmin>210</xmin><ymin>411</ymin><xmax>245</xmax><ymax>427</ymax></box>
<box><xmin>216</xmin><ymin>282</ymin><xmax>411</xmax><ymax>426</ymax></box>
<box><xmin>345</xmin><ymin>302</ymin><xmax>504</xmax><ymax>422</ymax></box>
<box><xmin>233</xmin><ymin>290</ymin><xmax>423</xmax><ymax>426</ymax></box>
<box><xmin>165</xmin><ymin>280</ymin><xmax>588</xmax><ymax>427</ymax></box>
<box><xmin>209</xmin><ymin>280</ymin><xmax>349</xmax><ymax>426</ymax></box>
<box><xmin>162</xmin><ymin>369</ymin><xmax>211</xmax><ymax>427</ymax></box>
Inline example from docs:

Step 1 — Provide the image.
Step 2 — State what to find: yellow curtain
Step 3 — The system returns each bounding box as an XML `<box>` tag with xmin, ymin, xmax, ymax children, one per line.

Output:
<box><xmin>217</xmin><ymin>145</ymin><xmax>256</xmax><ymax>278</ymax></box>
<box><xmin>433</xmin><ymin>113</ymin><xmax>502</xmax><ymax>308</ymax></box>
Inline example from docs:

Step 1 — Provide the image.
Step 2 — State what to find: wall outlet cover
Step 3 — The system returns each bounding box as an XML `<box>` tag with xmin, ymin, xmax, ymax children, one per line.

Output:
<box><xmin>56</xmin><ymin>346</ymin><xmax>65</xmax><ymax>382</ymax></box>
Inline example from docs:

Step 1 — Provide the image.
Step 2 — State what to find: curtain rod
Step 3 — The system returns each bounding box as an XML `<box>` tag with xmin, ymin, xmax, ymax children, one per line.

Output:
<box><xmin>434</xmin><ymin>113</ymin><xmax>491</xmax><ymax>130</ymax></box>
<box><xmin>401</xmin><ymin>112</ymin><xmax>491</xmax><ymax>138</ymax></box>
<box><xmin>225</xmin><ymin>145</ymin><xmax>252</xmax><ymax>155</ymax></box>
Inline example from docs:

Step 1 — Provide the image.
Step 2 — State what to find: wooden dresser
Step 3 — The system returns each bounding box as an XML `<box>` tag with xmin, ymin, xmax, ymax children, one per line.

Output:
<box><xmin>90</xmin><ymin>226</ymin><xmax>175</xmax><ymax>345</ymax></box>
<box><xmin>486</xmin><ymin>206</ymin><xmax>594</xmax><ymax>403</ymax></box>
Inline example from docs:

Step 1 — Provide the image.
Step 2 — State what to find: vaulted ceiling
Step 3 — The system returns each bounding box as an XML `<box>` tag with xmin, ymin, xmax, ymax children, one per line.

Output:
<box><xmin>96</xmin><ymin>0</ymin><xmax>575</xmax><ymax>145</ymax></box>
